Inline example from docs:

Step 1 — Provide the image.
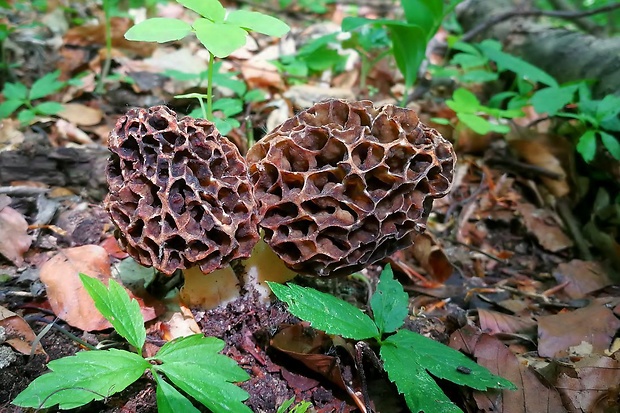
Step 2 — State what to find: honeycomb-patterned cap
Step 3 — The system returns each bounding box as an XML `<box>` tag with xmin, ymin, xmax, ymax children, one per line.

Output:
<box><xmin>246</xmin><ymin>99</ymin><xmax>455</xmax><ymax>277</ymax></box>
<box><xmin>105</xmin><ymin>106</ymin><xmax>260</xmax><ymax>275</ymax></box>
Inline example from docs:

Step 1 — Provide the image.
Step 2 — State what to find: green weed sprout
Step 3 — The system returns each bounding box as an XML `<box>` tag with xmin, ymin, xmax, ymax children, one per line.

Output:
<box><xmin>0</xmin><ymin>70</ymin><xmax>66</xmax><ymax>124</ymax></box>
<box><xmin>12</xmin><ymin>274</ymin><xmax>252</xmax><ymax>413</ymax></box>
<box><xmin>276</xmin><ymin>396</ymin><xmax>312</xmax><ymax>413</ymax></box>
<box><xmin>124</xmin><ymin>0</ymin><xmax>289</xmax><ymax>121</ymax></box>
<box><xmin>269</xmin><ymin>265</ymin><xmax>515</xmax><ymax>413</ymax></box>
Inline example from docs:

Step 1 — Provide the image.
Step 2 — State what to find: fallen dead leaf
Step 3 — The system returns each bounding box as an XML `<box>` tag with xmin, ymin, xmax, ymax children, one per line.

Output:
<box><xmin>537</xmin><ymin>305</ymin><xmax>620</xmax><ymax>358</ymax></box>
<box><xmin>408</xmin><ymin>233</ymin><xmax>454</xmax><ymax>283</ymax></box>
<box><xmin>39</xmin><ymin>245</ymin><xmax>158</xmax><ymax>331</ymax></box>
<box><xmin>0</xmin><ymin>196</ymin><xmax>33</xmax><ymax>266</ymax></box>
<box><xmin>54</xmin><ymin>119</ymin><xmax>94</xmax><ymax>145</ymax></box>
<box><xmin>58</xmin><ymin>103</ymin><xmax>103</xmax><ymax>126</ymax></box>
<box><xmin>0</xmin><ymin>305</ymin><xmax>46</xmax><ymax>356</ymax></box>
<box><xmin>160</xmin><ymin>304</ymin><xmax>202</xmax><ymax>342</ymax></box>
<box><xmin>553</xmin><ymin>260</ymin><xmax>612</xmax><ymax>299</ymax></box>
<box><xmin>517</xmin><ymin>202</ymin><xmax>574</xmax><ymax>252</ymax></box>
<box><xmin>284</xmin><ymin>84</ymin><xmax>356</xmax><ymax>109</ymax></box>
<box><xmin>478</xmin><ymin>308</ymin><xmax>537</xmax><ymax>335</ymax></box>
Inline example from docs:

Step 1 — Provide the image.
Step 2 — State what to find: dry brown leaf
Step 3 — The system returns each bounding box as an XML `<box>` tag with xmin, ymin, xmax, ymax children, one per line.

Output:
<box><xmin>478</xmin><ymin>308</ymin><xmax>537</xmax><ymax>335</ymax></box>
<box><xmin>553</xmin><ymin>260</ymin><xmax>612</xmax><ymax>299</ymax></box>
<box><xmin>408</xmin><ymin>233</ymin><xmax>453</xmax><ymax>283</ymax></box>
<box><xmin>39</xmin><ymin>245</ymin><xmax>158</xmax><ymax>331</ymax></box>
<box><xmin>451</xmin><ymin>326</ymin><xmax>565</xmax><ymax>413</ymax></box>
<box><xmin>0</xmin><ymin>119</ymin><xmax>25</xmax><ymax>150</ymax></box>
<box><xmin>284</xmin><ymin>84</ymin><xmax>356</xmax><ymax>109</ymax></box>
<box><xmin>55</xmin><ymin>119</ymin><xmax>94</xmax><ymax>145</ymax></box>
<box><xmin>160</xmin><ymin>304</ymin><xmax>201</xmax><ymax>341</ymax></box>
<box><xmin>0</xmin><ymin>196</ymin><xmax>33</xmax><ymax>266</ymax></box>
<box><xmin>517</xmin><ymin>202</ymin><xmax>573</xmax><ymax>252</ymax></box>
<box><xmin>58</xmin><ymin>103</ymin><xmax>103</xmax><ymax>126</ymax></box>
<box><xmin>538</xmin><ymin>305</ymin><xmax>620</xmax><ymax>358</ymax></box>
<box><xmin>0</xmin><ymin>305</ymin><xmax>46</xmax><ymax>356</ymax></box>
<box><xmin>241</xmin><ymin>58</ymin><xmax>285</xmax><ymax>90</ymax></box>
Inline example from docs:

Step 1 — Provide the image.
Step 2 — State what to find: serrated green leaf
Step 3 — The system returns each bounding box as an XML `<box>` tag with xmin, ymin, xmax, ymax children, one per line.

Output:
<box><xmin>125</xmin><ymin>18</ymin><xmax>192</xmax><ymax>43</ymax></box>
<box><xmin>29</xmin><ymin>71</ymin><xmax>65</xmax><ymax>100</ymax></box>
<box><xmin>269</xmin><ymin>282</ymin><xmax>379</xmax><ymax>340</ymax></box>
<box><xmin>0</xmin><ymin>100</ymin><xmax>23</xmax><ymax>118</ymax></box>
<box><xmin>155</xmin><ymin>373</ymin><xmax>200</xmax><ymax>413</ymax></box>
<box><xmin>577</xmin><ymin>129</ymin><xmax>597</xmax><ymax>162</ymax></box>
<box><xmin>17</xmin><ymin>109</ymin><xmax>36</xmax><ymax>125</ymax></box>
<box><xmin>600</xmin><ymin>131</ymin><xmax>620</xmax><ymax>160</ymax></box>
<box><xmin>478</xmin><ymin>44</ymin><xmax>557</xmax><ymax>87</ymax></box>
<box><xmin>12</xmin><ymin>349</ymin><xmax>149</xmax><ymax>409</ymax></box>
<box><xmin>3</xmin><ymin>82</ymin><xmax>28</xmax><ymax>100</ymax></box>
<box><xmin>114</xmin><ymin>257</ymin><xmax>157</xmax><ymax>290</ymax></box>
<box><xmin>154</xmin><ymin>335</ymin><xmax>251</xmax><ymax>413</ymax></box>
<box><xmin>33</xmin><ymin>101</ymin><xmax>63</xmax><ymax>115</ymax></box>
<box><xmin>178</xmin><ymin>0</ymin><xmax>225</xmax><ymax>22</ymax></box>
<box><xmin>193</xmin><ymin>19</ymin><xmax>248</xmax><ymax>58</ymax></box>
<box><xmin>457</xmin><ymin>113</ymin><xmax>492</xmax><ymax>135</ymax></box>
<box><xmin>225</xmin><ymin>10</ymin><xmax>290</xmax><ymax>37</ymax></box>
<box><xmin>370</xmin><ymin>264</ymin><xmax>408</xmax><ymax>335</ymax></box>
<box><xmin>79</xmin><ymin>274</ymin><xmax>146</xmax><ymax>351</ymax></box>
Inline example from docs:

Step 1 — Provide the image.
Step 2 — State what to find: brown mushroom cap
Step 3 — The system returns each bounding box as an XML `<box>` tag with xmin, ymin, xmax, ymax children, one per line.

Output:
<box><xmin>246</xmin><ymin>99</ymin><xmax>456</xmax><ymax>277</ymax></box>
<box><xmin>105</xmin><ymin>106</ymin><xmax>259</xmax><ymax>275</ymax></box>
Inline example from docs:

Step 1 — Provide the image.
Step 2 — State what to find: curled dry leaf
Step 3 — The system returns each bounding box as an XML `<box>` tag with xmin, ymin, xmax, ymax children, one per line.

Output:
<box><xmin>553</xmin><ymin>260</ymin><xmax>612</xmax><ymax>299</ymax></box>
<box><xmin>283</xmin><ymin>84</ymin><xmax>356</xmax><ymax>109</ymax></box>
<box><xmin>39</xmin><ymin>245</ymin><xmax>158</xmax><ymax>331</ymax></box>
<box><xmin>0</xmin><ymin>305</ymin><xmax>46</xmax><ymax>356</ymax></box>
<box><xmin>517</xmin><ymin>202</ymin><xmax>573</xmax><ymax>252</ymax></box>
<box><xmin>0</xmin><ymin>196</ymin><xmax>32</xmax><ymax>266</ymax></box>
<box><xmin>57</xmin><ymin>103</ymin><xmax>103</xmax><ymax>126</ymax></box>
<box><xmin>407</xmin><ymin>233</ymin><xmax>454</xmax><ymax>283</ymax></box>
<box><xmin>55</xmin><ymin>119</ymin><xmax>94</xmax><ymax>145</ymax></box>
<box><xmin>478</xmin><ymin>308</ymin><xmax>537</xmax><ymax>335</ymax></box>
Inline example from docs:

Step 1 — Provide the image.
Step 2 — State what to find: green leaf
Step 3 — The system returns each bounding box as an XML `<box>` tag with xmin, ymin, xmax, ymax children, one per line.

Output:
<box><xmin>244</xmin><ymin>89</ymin><xmax>266</xmax><ymax>103</ymax></box>
<box><xmin>33</xmin><ymin>101</ymin><xmax>64</xmax><ymax>115</ymax></box>
<box><xmin>531</xmin><ymin>85</ymin><xmax>578</xmax><ymax>116</ymax></box>
<box><xmin>457</xmin><ymin>113</ymin><xmax>492</xmax><ymax>135</ymax></box>
<box><xmin>17</xmin><ymin>109</ymin><xmax>36</xmax><ymax>125</ymax></box>
<box><xmin>401</xmin><ymin>0</ymin><xmax>443</xmax><ymax>37</ymax></box>
<box><xmin>269</xmin><ymin>282</ymin><xmax>379</xmax><ymax>340</ymax></box>
<box><xmin>0</xmin><ymin>100</ymin><xmax>23</xmax><ymax>118</ymax></box>
<box><xmin>213</xmin><ymin>116</ymin><xmax>239</xmax><ymax>136</ymax></box>
<box><xmin>125</xmin><ymin>18</ymin><xmax>192</xmax><ymax>43</ymax></box>
<box><xmin>154</xmin><ymin>335</ymin><xmax>251</xmax><ymax>413</ymax></box>
<box><xmin>12</xmin><ymin>349</ymin><xmax>149</xmax><ymax>409</ymax></box>
<box><xmin>155</xmin><ymin>373</ymin><xmax>201</xmax><ymax>413</ymax></box>
<box><xmin>164</xmin><ymin>69</ymin><xmax>200</xmax><ymax>81</ymax></box>
<box><xmin>450</xmin><ymin>88</ymin><xmax>480</xmax><ymax>110</ymax></box>
<box><xmin>225</xmin><ymin>10</ymin><xmax>290</xmax><ymax>37</ymax></box>
<box><xmin>370</xmin><ymin>264</ymin><xmax>408</xmax><ymax>335</ymax></box>
<box><xmin>430</xmin><ymin>117</ymin><xmax>451</xmax><ymax>125</ymax></box>
<box><xmin>79</xmin><ymin>274</ymin><xmax>146</xmax><ymax>352</ymax></box>
<box><xmin>2</xmin><ymin>82</ymin><xmax>28</xmax><ymax>100</ymax></box>
<box><xmin>213</xmin><ymin>97</ymin><xmax>243</xmax><ymax>117</ymax></box>
<box><xmin>576</xmin><ymin>129</ymin><xmax>598</xmax><ymax>162</ymax></box>
<box><xmin>114</xmin><ymin>257</ymin><xmax>157</xmax><ymax>290</ymax></box>
<box><xmin>193</xmin><ymin>19</ymin><xmax>248</xmax><ymax>58</ymax></box>
<box><xmin>461</xmin><ymin>70</ymin><xmax>498</xmax><ymax>83</ymax></box>
<box><xmin>600</xmin><ymin>131</ymin><xmax>620</xmax><ymax>160</ymax></box>
<box><xmin>388</xmin><ymin>24</ymin><xmax>426</xmax><ymax>94</ymax></box>
<box><xmin>29</xmin><ymin>70</ymin><xmax>65</xmax><ymax>100</ymax></box>
<box><xmin>178</xmin><ymin>0</ymin><xmax>225</xmax><ymax>22</ymax></box>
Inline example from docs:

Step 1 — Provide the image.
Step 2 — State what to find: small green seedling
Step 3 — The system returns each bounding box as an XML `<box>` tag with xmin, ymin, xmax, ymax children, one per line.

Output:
<box><xmin>269</xmin><ymin>265</ymin><xmax>515</xmax><ymax>413</ymax></box>
<box><xmin>276</xmin><ymin>396</ymin><xmax>312</xmax><ymax>413</ymax></box>
<box><xmin>278</xmin><ymin>0</ymin><xmax>335</xmax><ymax>14</ymax></box>
<box><xmin>0</xmin><ymin>70</ymin><xmax>66</xmax><ymax>124</ymax></box>
<box><xmin>125</xmin><ymin>0</ymin><xmax>289</xmax><ymax>122</ymax></box>
<box><xmin>12</xmin><ymin>274</ymin><xmax>252</xmax><ymax>413</ymax></box>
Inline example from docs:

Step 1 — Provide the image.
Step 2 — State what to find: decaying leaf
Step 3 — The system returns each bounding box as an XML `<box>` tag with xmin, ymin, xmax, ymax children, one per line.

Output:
<box><xmin>517</xmin><ymin>202</ymin><xmax>573</xmax><ymax>252</ymax></box>
<box><xmin>39</xmin><ymin>245</ymin><xmax>158</xmax><ymax>331</ymax></box>
<box><xmin>57</xmin><ymin>103</ymin><xmax>103</xmax><ymax>126</ymax></box>
<box><xmin>553</xmin><ymin>260</ymin><xmax>612</xmax><ymax>299</ymax></box>
<box><xmin>478</xmin><ymin>308</ymin><xmax>536</xmax><ymax>335</ymax></box>
<box><xmin>408</xmin><ymin>233</ymin><xmax>454</xmax><ymax>283</ymax></box>
<box><xmin>0</xmin><ymin>305</ymin><xmax>46</xmax><ymax>356</ymax></box>
<box><xmin>0</xmin><ymin>196</ymin><xmax>33</xmax><ymax>266</ymax></box>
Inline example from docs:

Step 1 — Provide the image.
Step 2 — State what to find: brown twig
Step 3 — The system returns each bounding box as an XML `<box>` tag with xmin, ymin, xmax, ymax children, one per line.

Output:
<box><xmin>461</xmin><ymin>3</ymin><xmax>620</xmax><ymax>42</ymax></box>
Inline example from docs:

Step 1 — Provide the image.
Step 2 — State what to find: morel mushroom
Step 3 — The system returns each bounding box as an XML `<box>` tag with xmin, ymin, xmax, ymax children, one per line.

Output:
<box><xmin>104</xmin><ymin>106</ymin><xmax>260</xmax><ymax>307</ymax></box>
<box><xmin>246</xmin><ymin>99</ymin><xmax>455</xmax><ymax>277</ymax></box>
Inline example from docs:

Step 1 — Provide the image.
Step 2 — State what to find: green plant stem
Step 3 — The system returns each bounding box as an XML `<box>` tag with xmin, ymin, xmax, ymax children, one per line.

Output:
<box><xmin>198</xmin><ymin>96</ymin><xmax>207</xmax><ymax>120</ymax></box>
<box><xmin>206</xmin><ymin>52</ymin><xmax>215</xmax><ymax>121</ymax></box>
<box><xmin>96</xmin><ymin>0</ymin><xmax>113</xmax><ymax>95</ymax></box>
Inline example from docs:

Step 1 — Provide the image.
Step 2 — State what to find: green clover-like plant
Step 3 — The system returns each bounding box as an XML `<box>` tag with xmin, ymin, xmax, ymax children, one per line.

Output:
<box><xmin>269</xmin><ymin>265</ymin><xmax>516</xmax><ymax>413</ymax></box>
<box><xmin>12</xmin><ymin>274</ymin><xmax>251</xmax><ymax>413</ymax></box>
<box><xmin>125</xmin><ymin>0</ymin><xmax>289</xmax><ymax>122</ymax></box>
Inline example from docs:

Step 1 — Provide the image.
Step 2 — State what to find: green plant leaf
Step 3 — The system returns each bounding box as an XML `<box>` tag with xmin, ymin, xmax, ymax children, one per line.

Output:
<box><xmin>193</xmin><ymin>19</ymin><xmax>248</xmax><ymax>58</ymax></box>
<box><xmin>600</xmin><ymin>131</ymin><xmax>620</xmax><ymax>160</ymax></box>
<box><xmin>388</xmin><ymin>23</ymin><xmax>426</xmax><ymax>94</ymax></box>
<box><xmin>401</xmin><ymin>0</ymin><xmax>443</xmax><ymax>37</ymax></box>
<box><xmin>33</xmin><ymin>101</ymin><xmax>64</xmax><ymax>115</ymax></box>
<box><xmin>29</xmin><ymin>70</ymin><xmax>65</xmax><ymax>100</ymax></box>
<box><xmin>244</xmin><ymin>89</ymin><xmax>266</xmax><ymax>103</ymax></box>
<box><xmin>577</xmin><ymin>129</ymin><xmax>597</xmax><ymax>162</ymax></box>
<box><xmin>154</xmin><ymin>373</ymin><xmax>200</xmax><ymax>413</ymax></box>
<box><xmin>165</xmin><ymin>69</ymin><xmax>200</xmax><ymax>81</ymax></box>
<box><xmin>2</xmin><ymin>82</ymin><xmax>28</xmax><ymax>100</ymax></box>
<box><xmin>268</xmin><ymin>282</ymin><xmax>379</xmax><ymax>340</ymax></box>
<box><xmin>213</xmin><ymin>116</ymin><xmax>239</xmax><ymax>135</ymax></box>
<box><xmin>12</xmin><ymin>349</ymin><xmax>149</xmax><ymax>409</ymax></box>
<box><xmin>0</xmin><ymin>100</ymin><xmax>23</xmax><ymax>118</ymax></box>
<box><xmin>154</xmin><ymin>335</ymin><xmax>251</xmax><ymax>413</ymax></box>
<box><xmin>79</xmin><ymin>274</ymin><xmax>146</xmax><ymax>352</ymax></box>
<box><xmin>461</xmin><ymin>70</ymin><xmax>498</xmax><ymax>83</ymax></box>
<box><xmin>531</xmin><ymin>85</ymin><xmax>578</xmax><ymax>116</ymax></box>
<box><xmin>213</xmin><ymin>97</ymin><xmax>243</xmax><ymax>116</ymax></box>
<box><xmin>178</xmin><ymin>0</ymin><xmax>225</xmax><ymax>22</ymax></box>
<box><xmin>226</xmin><ymin>10</ymin><xmax>290</xmax><ymax>37</ymax></box>
<box><xmin>125</xmin><ymin>18</ymin><xmax>192</xmax><ymax>43</ymax></box>
<box><xmin>370</xmin><ymin>264</ymin><xmax>408</xmax><ymax>335</ymax></box>
<box><xmin>17</xmin><ymin>109</ymin><xmax>36</xmax><ymax>125</ymax></box>
<box><xmin>457</xmin><ymin>113</ymin><xmax>492</xmax><ymax>135</ymax></box>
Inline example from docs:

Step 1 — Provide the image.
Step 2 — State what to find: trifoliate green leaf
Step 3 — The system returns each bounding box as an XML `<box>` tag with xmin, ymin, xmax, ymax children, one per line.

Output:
<box><xmin>79</xmin><ymin>274</ymin><xmax>146</xmax><ymax>352</ymax></box>
<box><xmin>0</xmin><ymin>100</ymin><xmax>23</xmax><ymax>118</ymax></box>
<box><xmin>2</xmin><ymin>82</ymin><xmax>28</xmax><ymax>100</ymax></box>
<box><xmin>193</xmin><ymin>19</ymin><xmax>248</xmax><ymax>58</ymax></box>
<box><xmin>225</xmin><ymin>10</ymin><xmax>290</xmax><ymax>37</ymax></box>
<box><xmin>576</xmin><ymin>130</ymin><xmax>597</xmax><ymax>162</ymax></box>
<box><xmin>269</xmin><ymin>282</ymin><xmax>379</xmax><ymax>340</ymax></box>
<box><xmin>370</xmin><ymin>264</ymin><xmax>408</xmax><ymax>335</ymax></box>
<box><xmin>155</xmin><ymin>373</ymin><xmax>200</xmax><ymax>413</ymax></box>
<box><xmin>12</xmin><ymin>349</ymin><xmax>149</xmax><ymax>409</ymax></box>
<box><xmin>33</xmin><ymin>101</ymin><xmax>64</xmax><ymax>115</ymax></box>
<box><xmin>125</xmin><ymin>18</ymin><xmax>192</xmax><ymax>43</ymax></box>
<box><xmin>29</xmin><ymin>70</ymin><xmax>65</xmax><ymax>100</ymax></box>
<box><xmin>153</xmin><ymin>335</ymin><xmax>251</xmax><ymax>413</ymax></box>
<box><xmin>178</xmin><ymin>0</ymin><xmax>225</xmax><ymax>22</ymax></box>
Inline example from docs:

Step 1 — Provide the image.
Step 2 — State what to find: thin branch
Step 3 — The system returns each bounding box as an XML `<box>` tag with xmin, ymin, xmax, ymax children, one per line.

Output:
<box><xmin>546</xmin><ymin>0</ymin><xmax>600</xmax><ymax>33</ymax></box>
<box><xmin>461</xmin><ymin>2</ymin><xmax>620</xmax><ymax>42</ymax></box>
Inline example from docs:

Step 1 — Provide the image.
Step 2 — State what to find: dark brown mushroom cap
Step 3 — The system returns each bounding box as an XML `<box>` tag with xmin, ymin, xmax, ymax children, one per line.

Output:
<box><xmin>104</xmin><ymin>106</ymin><xmax>259</xmax><ymax>275</ymax></box>
<box><xmin>246</xmin><ymin>99</ymin><xmax>456</xmax><ymax>277</ymax></box>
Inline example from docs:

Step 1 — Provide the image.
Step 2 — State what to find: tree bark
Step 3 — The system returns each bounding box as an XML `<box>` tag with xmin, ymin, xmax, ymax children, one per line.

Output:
<box><xmin>456</xmin><ymin>0</ymin><xmax>620</xmax><ymax>98</ymax></box>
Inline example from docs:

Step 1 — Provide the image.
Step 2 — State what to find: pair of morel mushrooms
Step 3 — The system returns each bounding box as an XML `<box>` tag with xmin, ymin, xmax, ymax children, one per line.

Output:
<box><xmin>105</xmin><ymin>99</ymin><xmax>456</xmax><ymax>308</ymax></box>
